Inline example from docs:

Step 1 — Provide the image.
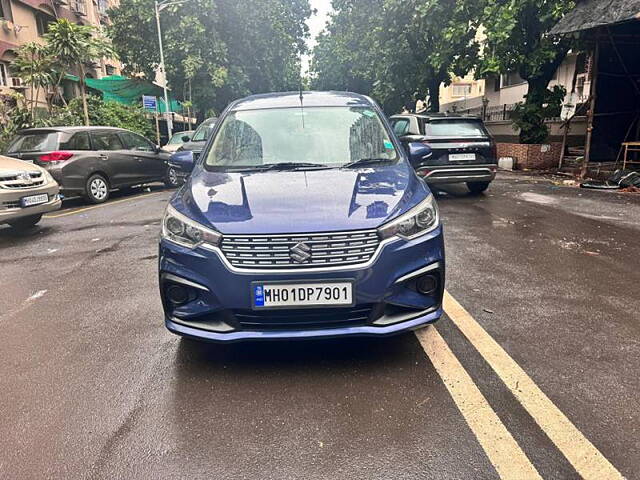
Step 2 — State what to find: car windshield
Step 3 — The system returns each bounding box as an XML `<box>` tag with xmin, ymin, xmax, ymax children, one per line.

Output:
<box><xmin>425</xmin><ymin>120</ymin><xmax>486</xmax><ymax>137</ymax></box>
<box><xmin>168</xmin><ymin>132</ymin><xmax>189</xmax><ymax>144</ymax></box>
<box><xmin>192</xmin><ymin>119</ymin><xmax>216</xmax><ymax>141</ymax></box>
<box><xmin>7</xmin><ymin>132</ymin><xmax>59</xmax><ymax>153</ymax></box>
<box><xmin>204</xmin><ymin>106</ymin><xmax>397</xmax><ymax>169</ymax></box>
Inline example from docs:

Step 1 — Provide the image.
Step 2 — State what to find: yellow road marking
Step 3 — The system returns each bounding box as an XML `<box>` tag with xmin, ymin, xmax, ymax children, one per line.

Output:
<box><xmin>44</xmin><ymin>192</ymin><xmax>164</xmax><ymax>218</ymax></box>
<box><xmin>443</xmin><ymin>291</ymin><xmax>624</xmax><ymax>480</ymax></box>
<box><xmin>416</xmin><ymin>327</ymin><xmax>542</xmax><ymax>479</ymax></box>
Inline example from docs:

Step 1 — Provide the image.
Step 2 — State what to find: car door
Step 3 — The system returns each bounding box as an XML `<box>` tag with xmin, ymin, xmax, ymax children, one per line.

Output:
<box><xmin>90</xmin><ymin>130</ymin><xmax>137</xmax><ymax>188</ymax></box>
<box><xmin>119</xmin><ymin>131</ymin><xmax>167</xmax><ymax>182</ymax></box>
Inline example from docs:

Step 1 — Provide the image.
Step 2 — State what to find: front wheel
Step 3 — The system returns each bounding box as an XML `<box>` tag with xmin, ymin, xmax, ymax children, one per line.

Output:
<box><xmin>85</xmin><ymin>174</ymin><xmax>110</xmax><ymax>204</ymax></box>
<box><xmin>8</xmin><ymin>214</ymin><xmax>43</xmax><ymax>230</ymax></box>
<box><xmin>165</xmin><ymin>167</ymin><xmax>180</xmax><ymax>188</ymax></box>
<box><xmin>467</xmin><ymin>181</ymin><xmax>490</xmax><ymax>195</ymax></box>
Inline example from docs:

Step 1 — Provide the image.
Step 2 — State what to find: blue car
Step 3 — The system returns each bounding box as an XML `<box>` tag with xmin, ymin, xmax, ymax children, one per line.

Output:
<box><xmin>160</xmin><ymin>91</ymin><xmax>444</xmax><ymax>342</ymax></box>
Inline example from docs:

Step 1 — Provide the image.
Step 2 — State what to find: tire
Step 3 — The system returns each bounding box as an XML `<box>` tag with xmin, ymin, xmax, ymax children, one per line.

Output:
<box><xmin>467</xmin><ymin>181</ymin><xmax>490</xmax><ymax>195</ymax></box>
<box><xmin>165</xmin><ymin>167</ymin><xmax>180</xmax><ymax>188</ymax></box>
<box><xmin>8</xmin><ymin>214</ymin><xmax>43</xmax><ymax>230</ymax></box>
<box><xmin>85</xmin><ymin>173</ymin><xmax>110</xmax><ymax>204</ymax></box>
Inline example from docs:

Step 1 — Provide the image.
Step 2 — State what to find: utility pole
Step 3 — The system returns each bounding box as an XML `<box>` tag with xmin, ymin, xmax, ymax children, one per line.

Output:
<box><xmin>154</xmin><ymin>0</ymin><xmax>189</xmax><ymax>139</ymax></box>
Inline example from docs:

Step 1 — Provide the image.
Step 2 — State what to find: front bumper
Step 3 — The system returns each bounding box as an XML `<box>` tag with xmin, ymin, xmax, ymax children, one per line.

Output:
<box><xmin>0</xmin><ymin>182</ymin><xmax>61</xmax><ymax>224</ymax></box>
<box><xmin>417</xmin><ymin>164</ymin><xmax>497</xmax><ymax>184</ymax></box>
<box><xmin>159</xmin><ymin>225</ymin><xmax>445</xmax><ymax>342</ymax></box>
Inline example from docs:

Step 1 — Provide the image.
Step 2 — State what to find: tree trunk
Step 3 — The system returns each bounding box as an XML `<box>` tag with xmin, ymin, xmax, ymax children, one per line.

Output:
<box><xmin>518</xmin><ymin>78</ymin><xmax>550</xmax><ymax>144</ymax></box>
<box><xmin>79</xmin><ymin>65</ymin><xmax>89</xmax><ymax>126</ymax></box>
<box><xmin>428</xmin><ymin>78</ymin><xmax>440</xmax><ymax>112</ymax></box>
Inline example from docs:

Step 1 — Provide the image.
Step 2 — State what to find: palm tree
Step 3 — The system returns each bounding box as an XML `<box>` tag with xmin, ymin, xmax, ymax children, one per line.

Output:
<box><xmin>10</xmin><ymin>43</ymin><xmax>55</xmax><ymax>120</ymax></box>
<box><xmin>45</xmin><ymin>19</ymin><xmax>116</xmax><ymax>126</ymax></box>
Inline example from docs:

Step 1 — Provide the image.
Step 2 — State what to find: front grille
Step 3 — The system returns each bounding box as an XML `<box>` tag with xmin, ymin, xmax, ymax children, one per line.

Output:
<box><xmin>0</xmin><ymin>171</ymin><xmax>45</xmax><ymax>189</ymax></box>
<box><xmin>234</xmin><ymin>304</ymin><xmax>375</xmax><ymax>330</ymax></box>
<box><xmin>220</xmin><ymin>229</ymin><xmax>381</xmax><ymax>269</ymax></box>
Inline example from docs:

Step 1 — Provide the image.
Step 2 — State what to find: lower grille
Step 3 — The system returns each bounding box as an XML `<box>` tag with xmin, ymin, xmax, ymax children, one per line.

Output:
<box><xmin>0</xmin><ymin>171</ymin><xmax>45</xmax><ymax>189</ymax></box>
<box><xmin>1</xmin><ymin>200</ymin><xmax>21</xmax><ymax>210</ymax></box>
<box><xmin>220</xmin><ymin>229</ymin><xmax>381</xmax><ymax>269</ymax></box>
<box><xmin>233</xmin><ymin>304</ymin><xmax>375</xmax><ymax>330</ymax></box>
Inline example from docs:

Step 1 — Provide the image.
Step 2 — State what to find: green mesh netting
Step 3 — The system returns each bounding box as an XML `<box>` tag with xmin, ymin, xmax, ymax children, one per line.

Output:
<box><xmin>65</xmin><ymin>74</ymin><xmax>182</xmax><ymax>113</ymax></box>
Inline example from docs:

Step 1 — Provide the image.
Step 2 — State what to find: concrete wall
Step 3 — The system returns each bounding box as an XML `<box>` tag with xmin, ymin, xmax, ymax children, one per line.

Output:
<box><xmin>486</xmin><ymin>117</ymin><xmax>587</xmax><ymax>146</ymax></box>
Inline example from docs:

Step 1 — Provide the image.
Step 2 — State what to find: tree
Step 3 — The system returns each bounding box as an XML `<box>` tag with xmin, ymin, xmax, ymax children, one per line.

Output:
<box><xmin>311</xmin><ymin>0</ymin><xmax>483</xmax><ymax>114</ymax></box>
<box><xmin>108</xmin><ymin>0</ymin><xmax>310</xmax><ymax>116</ymax></box>
<box><xmin>479</xmin><ymin>0</ymin><xmax>576</xmax><ymax>143</ymax></box>
<box><xmin>45</xmin><ymin>19</ymin><xmax>116</xmax><ymax>126</ymax></box>
<box><xmin>10</xmin><ymin>43</ymin><xmax>56</xmax><ymax>119</ymax></box>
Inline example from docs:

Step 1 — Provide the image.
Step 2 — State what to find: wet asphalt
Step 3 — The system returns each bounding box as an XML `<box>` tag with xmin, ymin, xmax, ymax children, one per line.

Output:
<box><xmin>0</xmin><ymin>174</ymin><xmax>638</xmax><ymax>479</ymax></box>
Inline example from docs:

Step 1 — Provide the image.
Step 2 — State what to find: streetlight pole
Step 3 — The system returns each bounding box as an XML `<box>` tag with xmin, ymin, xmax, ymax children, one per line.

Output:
<box><xmin>154</xmin><ymin>0</ymin><xmax>189</xmax><ymax>139</ymax></box>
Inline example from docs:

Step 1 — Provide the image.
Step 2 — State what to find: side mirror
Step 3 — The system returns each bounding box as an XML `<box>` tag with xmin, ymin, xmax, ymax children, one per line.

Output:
<box><xmin>181</xmin><ymin>135</ymin><xmax>191</xmax><ymax>142</ymax></box>
<box><xmin>407</xmin><ymin>142</ymin><xmax>432</xmax><ymax>165</ymax></box>
<box><xmin>169</xmin><ymin>150</ymin><xmax>195</xmax><ymax>173</ymax></box>
<box><xmin>154</xmin><ymin>145</ymin><xmax>162</xmax><ymax>154</ymax></box>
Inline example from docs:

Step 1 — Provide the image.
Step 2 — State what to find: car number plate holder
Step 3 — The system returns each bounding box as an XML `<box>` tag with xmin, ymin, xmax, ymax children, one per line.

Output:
<box><xmin>449</xmin><ymin>153</ymin><xmax>476</xmax><ymax>161</ymax></box>
<box><xmin>252</xmin><ymin>281</ymin><xmax>354</xmax><ymax>309</ymax></box>
<box><xmin>20</xmin><ymin>193</ymin><xmax>48</xmax><ymax>207</ymax></box>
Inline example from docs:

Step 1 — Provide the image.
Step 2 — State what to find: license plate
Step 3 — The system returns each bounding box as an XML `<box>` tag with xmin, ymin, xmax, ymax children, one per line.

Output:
<box><xmin>21</xmin><ymin>193</ymin><xmax>48</xmax><ymax>207</ymax></box>
<box><xmin>252</xmin><ymin>281</ymin><xmax>353</xmax><ymax>309</ymax></box>
<box><xmin>449</xmin><ymin>153</ymin><xmax>476</xmax><ymax>161</ymax></box>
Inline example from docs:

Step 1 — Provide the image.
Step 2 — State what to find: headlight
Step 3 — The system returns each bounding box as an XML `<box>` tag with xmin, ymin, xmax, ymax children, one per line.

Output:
<box><xmin>161</xmin><ymin>204</ymin><xmax>222</xmax><ymax>248</ymax></box>
<box><xmin>41</xmin><ymin>169</ymin><xmax>55</xmax><ymax>184</ymax></box>
<box><xmin>378</xmin><ymin>194</ymin><xmax>439</xmax><ymax>240</ymax></box>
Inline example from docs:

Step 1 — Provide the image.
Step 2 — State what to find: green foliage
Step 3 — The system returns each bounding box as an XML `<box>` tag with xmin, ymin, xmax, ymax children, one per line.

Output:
<box><xmin>108</xmin><ymin>0</ymin><xmax>310</xmax><ymax>115</ymax></box>
<box><xmin>512</xmin><ymin>85</ymin><xmax>566</xmax><ymax>144</ymax></box>
<box><xmin>10</xmin><ymin>43</ymin><xmax>56</xmax><ymax>117</ymax></box>
<box><xmin>480</xmin><ymin>0</ymin><xmax>576</xmax><ymax>143</ymax></box>
<box><xmin>311</xmin><ymin>0</ymin><xmax>483</xmax><ymax>113</ymax></box>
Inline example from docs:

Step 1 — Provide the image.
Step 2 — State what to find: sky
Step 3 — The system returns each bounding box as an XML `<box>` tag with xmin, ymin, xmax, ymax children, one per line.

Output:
<box><xmin>302</xmin><ymin>0</ymin><xmax>333</xmax><ymax>76</ymax></box>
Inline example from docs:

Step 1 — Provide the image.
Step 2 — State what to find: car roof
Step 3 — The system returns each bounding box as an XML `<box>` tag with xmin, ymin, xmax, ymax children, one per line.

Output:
<box><xmin>230</xmin><ymin>91</ymin><xmax>376</xmax><ymax>111</ymax></box>
<box><xmin>17</xmin><ymin>126</ymin><xmax>127</xmax><ymax>134</ymax></box>
<box><xmin>391</xmin><ymin>112</ymin><xmax>483</xmax><ymax>121</ymax></box>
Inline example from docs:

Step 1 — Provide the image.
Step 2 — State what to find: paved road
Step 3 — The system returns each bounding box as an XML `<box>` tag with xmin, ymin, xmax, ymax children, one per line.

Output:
<box><xmin>0</xmin><ymin>175</ymin><xmax>638</xmax><ymax>479</ymax></box>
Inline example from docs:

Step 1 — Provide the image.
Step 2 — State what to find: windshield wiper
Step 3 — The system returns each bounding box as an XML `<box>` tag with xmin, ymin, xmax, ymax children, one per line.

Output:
<box><xmin>226</xmin><ymin>162</ymin><xmax>332</xmax><ymax>172</ymax></box>
<box><xmin>341</xmin><ymin>158</ymin><xmax>395</xmax><ymax>169</ymax></box>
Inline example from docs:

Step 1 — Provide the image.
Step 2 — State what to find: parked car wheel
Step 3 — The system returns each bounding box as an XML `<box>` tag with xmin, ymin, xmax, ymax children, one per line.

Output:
<box><xmin>467</xmin><ymin>181</ymin><xmax>491</xmax><ymax>194</ymax></box>
<box><xmin>85</xmin><ymin>174</ymin><xmax>110</xmax><ymax>204</ymax></box>
<box><xmin>165</xmin><ymin>167</ymin><xmax>180</xmax><ymax>188</ymax></box>
<box><xmin>7</xmin><ymin>214</ymin><xmax>43</xmax><ymax>230</ymax></box>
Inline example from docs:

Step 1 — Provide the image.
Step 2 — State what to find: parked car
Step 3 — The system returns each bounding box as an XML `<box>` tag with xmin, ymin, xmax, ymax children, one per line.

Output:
<box><xmin>5</xmin><ymin>126</ymin><xmax>177</xmax><ymax>204</ymax></box>
<box><xmin>163</xmin><ymin>130</ymin><xmax>194</xmax><ymax>153</ymax></box>
<box><xmin>170</xmin><ymin>117</ymin><xmax>217</xmax><ymax>184</ymax></box>
<box><xmin>0</xmin><ymin>154</ymin><xmax>61</xmax><ymax>229</ymax></box>
<box><xmin>159</xmin><ymin>91</ymin><xmax>444</xmax><ymax>342</ymax></box>
<box><xmin>389</xmin><ymin>113</ymin><xmax>498</xmax><ymax>194</ymax></box>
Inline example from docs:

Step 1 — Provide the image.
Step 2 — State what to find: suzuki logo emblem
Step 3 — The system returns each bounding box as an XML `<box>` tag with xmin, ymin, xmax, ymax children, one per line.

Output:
<box><xmin>289</xmin><ymin>242</ymin><xmax>312</xmax><ymax>263</ymax></box>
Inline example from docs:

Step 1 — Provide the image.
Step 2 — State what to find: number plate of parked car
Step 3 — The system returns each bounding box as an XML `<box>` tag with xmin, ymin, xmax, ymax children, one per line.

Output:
<box><xmin>252</xmin><ymin>282</ymin><xmax>354</xmax><ymax>309</ymax></box>
<box><xmin>449</xmin><ymin>153</ymin><xmax>476</xmax><ymax>161</ymax></box>
<box><xmin>21</xmin><ymin>194</ymin><xmax>48</xmax><ymax>207</ymax></box>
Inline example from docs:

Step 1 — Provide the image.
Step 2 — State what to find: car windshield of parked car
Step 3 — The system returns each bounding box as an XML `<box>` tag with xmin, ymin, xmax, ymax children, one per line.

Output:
<box><xmin>192</xmin><ymin>119</ymin><xmax>216</xmax><ymax>141</ymax></box>
<box><xmin>425</xmin><ymin>120</ymin><xmax>486</xmax><ymax>137</ymax></box>
<box><xmin>7</xmin><ymin>132</ymin><xmax>59</xmax><ymax>153</ymax></box>
<box><xmin>167</xmin><ymin>132</ymin><xmax>188</xmax><ymax>144</ymax></box>
<box><xmin>204</xmin><ymin>107</ymin><xmax>397</xmax><ymax>169</ymax></box>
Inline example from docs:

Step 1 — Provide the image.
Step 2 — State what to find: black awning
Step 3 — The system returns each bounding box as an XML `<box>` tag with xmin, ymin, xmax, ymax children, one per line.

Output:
<box><xmin>551</xmin><ymin>0</ymin><xmax>640</xmax><ymax>34</ymax></box>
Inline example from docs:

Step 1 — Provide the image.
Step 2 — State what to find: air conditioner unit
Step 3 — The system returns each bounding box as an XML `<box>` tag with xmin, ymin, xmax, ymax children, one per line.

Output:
<box><xmin>71</xmin><ymin>1</ymin><xmax>87</xmax><ymax>16</ymax></box>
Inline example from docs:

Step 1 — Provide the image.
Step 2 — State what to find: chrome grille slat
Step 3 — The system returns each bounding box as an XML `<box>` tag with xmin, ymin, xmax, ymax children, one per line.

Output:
<box><xmin>0</xmin><ymin>171</ymin><xmax>45</xmax><ymax>189</ymax></box>
<box><xmin>220</xmin><ymin>229</ymin><xmax>381</xmax><ymax>269</ymax></box>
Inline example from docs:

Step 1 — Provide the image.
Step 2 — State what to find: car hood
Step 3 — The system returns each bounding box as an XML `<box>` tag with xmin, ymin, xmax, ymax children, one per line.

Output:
<box><xmin>0</xmin><ymin>154</ymin><xmax>44</xmax><ymax>173</ymax></box>
<box><xmin>179</xmin><ymin>140</ymin><xmax>206</xmax><ymax>153</ymax></box>
<box><xmin>174</xmin><ymin>162</ymin><xmax>430</xmax><ymax>235</ymax></box>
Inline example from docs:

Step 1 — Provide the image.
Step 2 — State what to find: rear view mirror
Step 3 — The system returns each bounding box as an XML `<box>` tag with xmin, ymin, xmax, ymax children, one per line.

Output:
<box><xmin>181</xmin><ymin>135</ymin><xmax>191</xmax><ymax>142</ymax></box>
<box><xmin>169</xmin><ymin>150</ymin><xmax>195</xmax><ymax>173</ymax></box>
<box><xmin>407</xmin><ymin>142</ymin><xmax>432</xmax><ymax>165</ymax></box>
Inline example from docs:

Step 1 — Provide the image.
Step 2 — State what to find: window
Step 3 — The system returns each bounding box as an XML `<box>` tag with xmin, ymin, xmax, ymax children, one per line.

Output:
<box><xmin>392</xmin><ymin>119</ymin><xmax>410</xmax><ymax>136</ymax></box>
<box><xmin>192</xmin><ymin>118</ymin><xmax>217</xmax><ymax>141</ymax></box>
<box><xmin>92</xmin><ymin>132</ymin><xmax>124</xmax><ymax>151</ymax></box>
<box><xmin>205</xmin><ymin>107</ymin><xmax>397</xmax><ymax>168</ymax></box>
<box><xmin>120</xmin><ymin>132</ymin><xmax>154</xmax><ymax>151</ymax></box>
<box><xmin>0</xmin><ymin>62</ymin><xmax>8</xmax><ymax>87</ymax></box>
<box><xmin>36</xmin><ymin>13</ymin><xmax>54</xmax><ymax>36</ymax></box>
<box><xmin>105</xmin><ymin>65</ymin><xmax>116</xmax><ymax>76</ymax></box>
<box><xmin>60</xmin><ymin>131</ymin><xmax>91</xmax><ymax>150</ymax></box>
<box><xmin>451</xmin><ymin>84</ymin><xmax>472</xmax><ymax>97</ymax></box>
<box><xmin>425</xmin><ymin>120</ymin><xmax>486</xmax><ymax>137</ymax></box>
<box><xmin>500</xmin><ymin>71</ymin><xmax>525</xmax><ymax>88</ymax></box>
<box><xmin>7</xmin><ymin>132</ymin><xmax>59</xmax><ymax>153</ymax></box>
<box><xmin>0</xmin><ymin>0</ymin><xmax>13</xmax><ymax>21</ymax></box>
